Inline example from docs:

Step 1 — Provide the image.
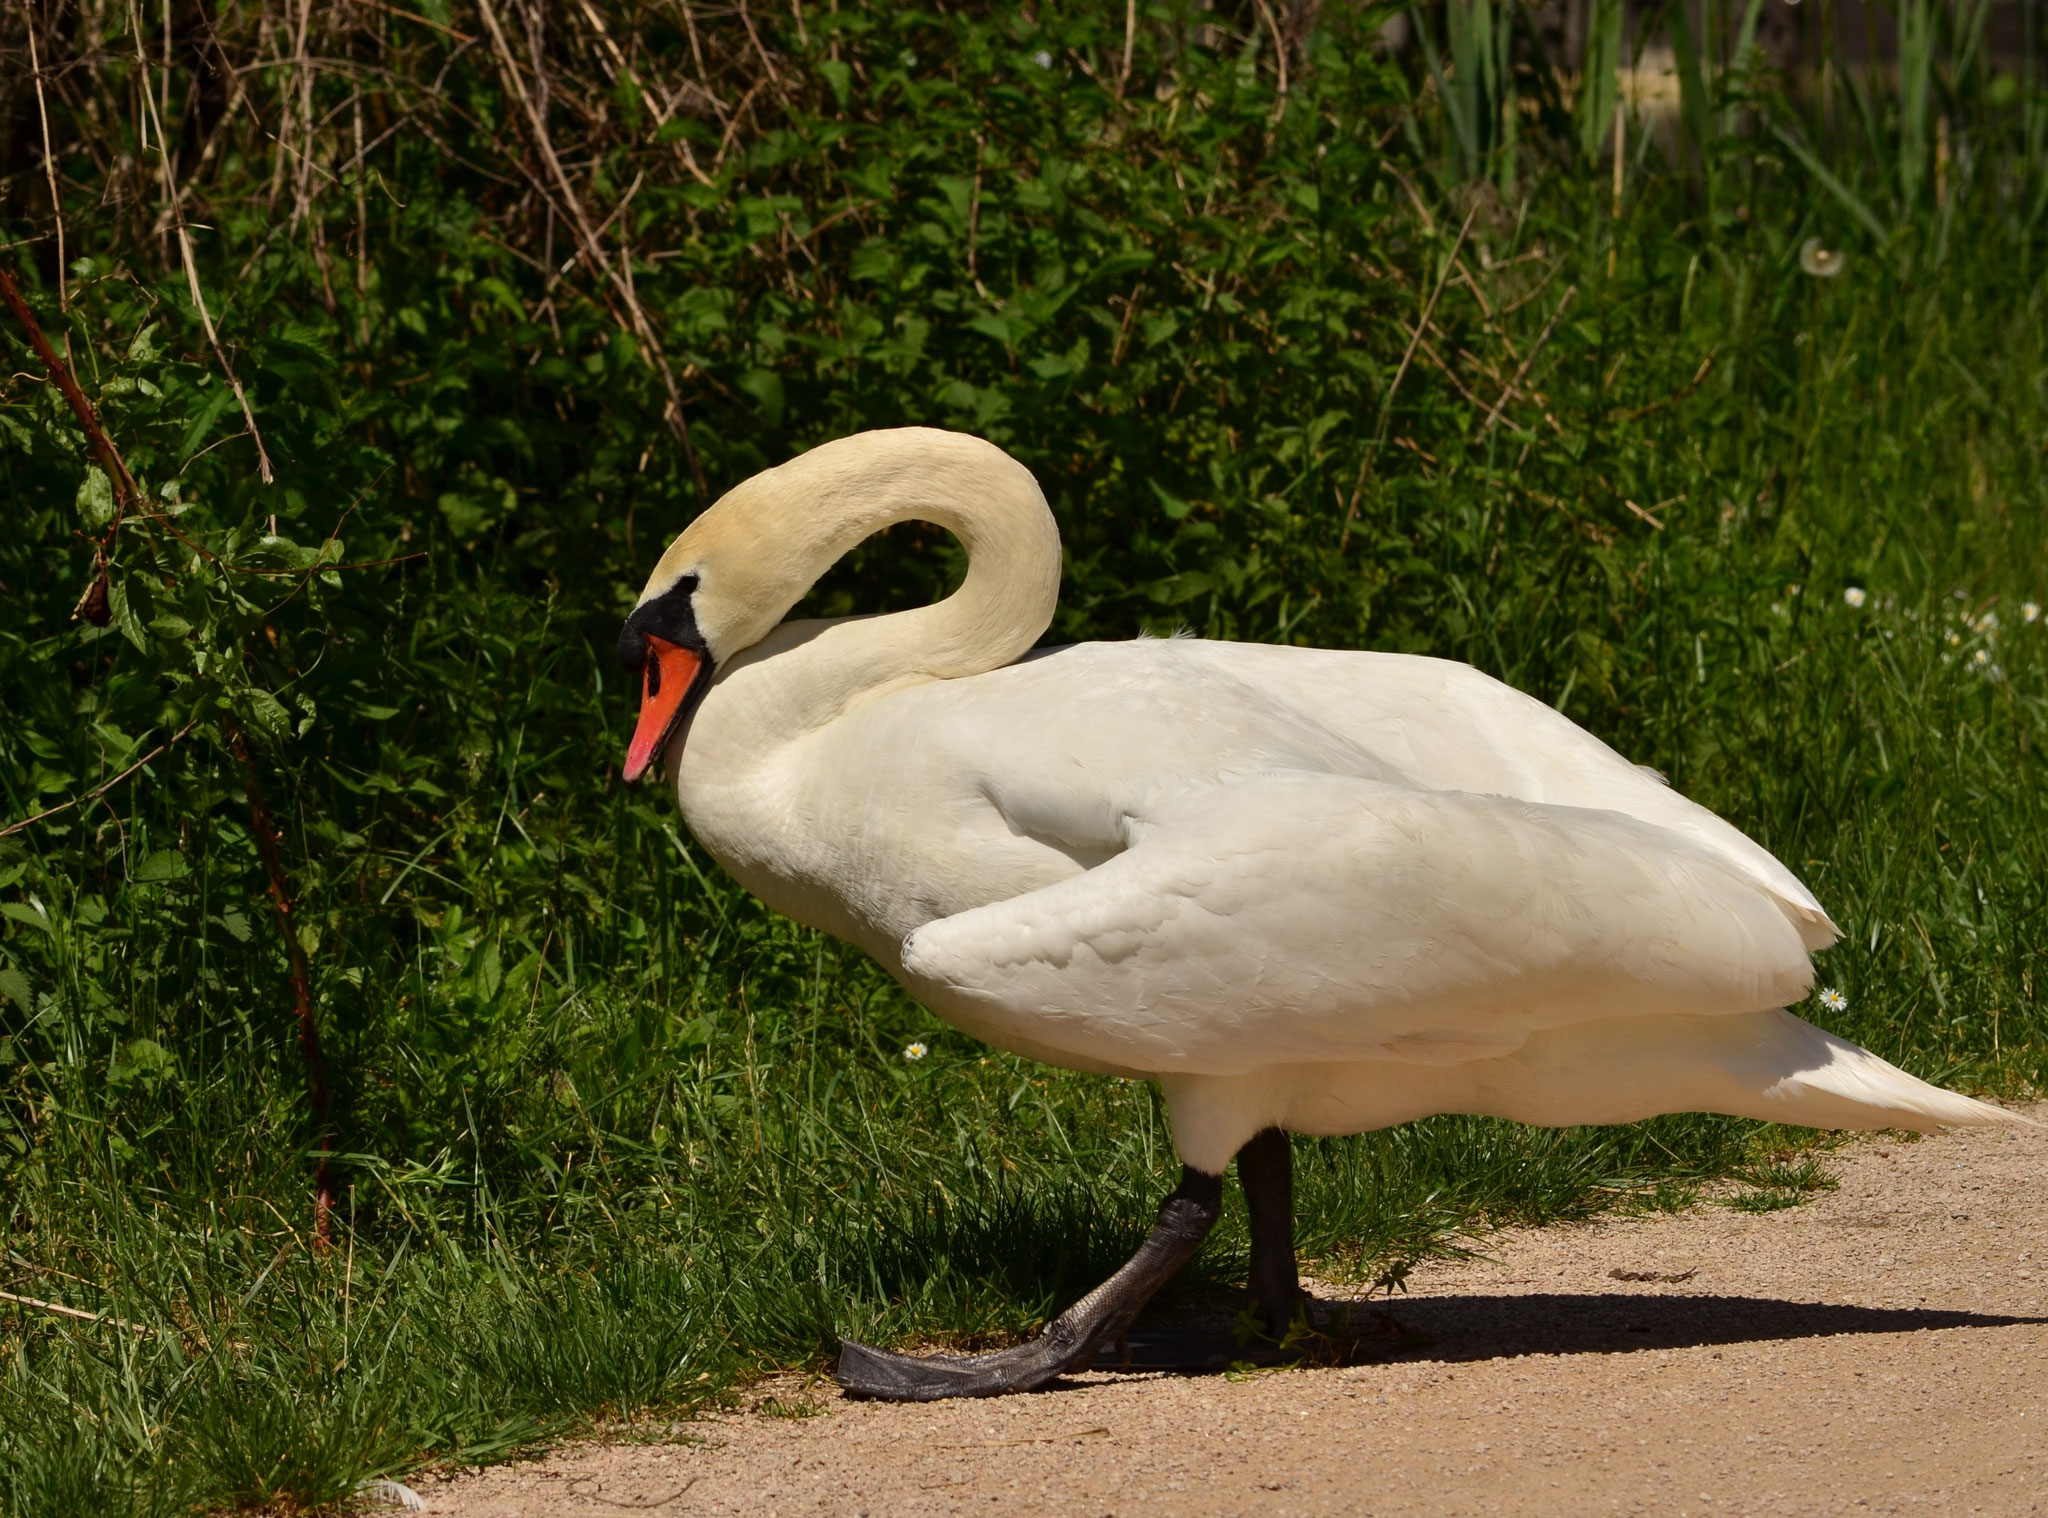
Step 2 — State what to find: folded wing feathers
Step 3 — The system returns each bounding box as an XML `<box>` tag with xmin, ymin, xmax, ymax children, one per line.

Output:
<box><xmin>902</xmin><ymin>774</ymin><xmax>1821</xmax><ymax>1074</ymax></box>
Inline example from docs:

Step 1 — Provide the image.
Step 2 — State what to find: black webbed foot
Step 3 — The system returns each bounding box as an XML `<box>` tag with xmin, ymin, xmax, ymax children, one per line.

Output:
<box><xmin>835</xmin><ymin>1168</ymin><xmax>1224</xmax><ymax>1402</ymax></box>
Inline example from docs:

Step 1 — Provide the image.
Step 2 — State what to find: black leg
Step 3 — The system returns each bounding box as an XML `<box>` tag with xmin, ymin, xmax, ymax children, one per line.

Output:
<box><xmin>1235</xmin><ymin>1126</ymin><xmax>1303</xmax><ymax>1339</ymax></box>
<box><xmin>836</xmin><ymin>1165</ymin><xmax>1224</xmax><ymax>1402</ymax></box>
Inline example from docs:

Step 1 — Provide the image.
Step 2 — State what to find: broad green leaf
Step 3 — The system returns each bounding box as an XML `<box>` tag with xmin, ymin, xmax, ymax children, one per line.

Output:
<box><xmin>107</xmin><ymin>579</ymin><xmax>150</xmax><ymax>653</ymax></box>
<box><xmin>1149</xmin><ymin>479</ymin><xmax>1192</xmax><ymax>520</ymax></box>
<box><xmin>76</xmin><ymin>466</ymin><xmax>115</xmax><ymax>530</ymax></box>
<box><xmin>131</xmin><ymin>849</ymin><xmax>190</xmax><ymax>884</ymax></box>
<box><xmin>244</xmin><ymin>689</ymin><xmax>293</xmax><ymax>742</ymax></box>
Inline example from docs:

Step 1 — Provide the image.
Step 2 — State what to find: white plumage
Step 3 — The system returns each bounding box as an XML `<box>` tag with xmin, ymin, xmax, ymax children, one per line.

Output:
<box><xmin>630</xmin><ymin>426</ymin><xmax>2018</xmax><ymax>1180</ymax></box>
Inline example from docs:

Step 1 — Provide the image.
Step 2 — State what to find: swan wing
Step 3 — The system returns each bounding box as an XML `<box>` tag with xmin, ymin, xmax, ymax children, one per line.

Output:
<box><xmin>1185</xmin><ymin>643</ymin><xmax>1840</xmax><ymax>950</ymax></box>
<box><xmin>899</xmin><ymin>771</ymin><xmax>1818</xmax><ymax>1077</ymax></box>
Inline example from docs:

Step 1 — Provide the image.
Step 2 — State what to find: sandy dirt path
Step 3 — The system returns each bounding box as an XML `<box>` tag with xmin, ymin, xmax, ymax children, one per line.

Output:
<box><xmin>421</xmin><ymin>1112</ymin><xmax>2048</xmax><ymax>1517</ymax></box>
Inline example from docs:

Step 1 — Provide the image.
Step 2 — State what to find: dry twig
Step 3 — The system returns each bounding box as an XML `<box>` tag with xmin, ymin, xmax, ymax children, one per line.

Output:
<box><xmin>1480</xmin><ymin>284</ymin><xmax>1577</xmax><ymax>438</ymax></box>
<box><xmin>1339</xmin><ymin>202</ymin><xmax>1478</xmax><ymax>549</ymax></box>
<box><xmin>0</xmin><ymin>1287</ymin><xmax>151</xmax><ymax>1335</ymax></box>
<box><xmin>0</xmin><ymin>723</ymin><xmax>197</xmax><ymax>841</ymax></box>
<box><xmin>477</xmin><ymin>0</ymin><xmax>710</xmax><ymax>502</ymax></box>
<box><xmin>26</xmin><ymin>18</ymin><xmax>65</xmax><ymax>312</ymax></box>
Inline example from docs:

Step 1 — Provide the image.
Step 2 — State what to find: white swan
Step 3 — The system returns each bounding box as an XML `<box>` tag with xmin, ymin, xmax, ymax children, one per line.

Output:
<box><xmin>619</xmin><ymin>427</ymin><xmax>2018</xmax><ymax>1400</ymax></box>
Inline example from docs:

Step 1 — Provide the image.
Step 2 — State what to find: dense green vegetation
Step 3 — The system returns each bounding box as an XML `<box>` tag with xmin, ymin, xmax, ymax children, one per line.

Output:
<box><xmin>2</xmin><ymin>1</ymin><xmax>2045</xmax><ymax>1511</ymax></box>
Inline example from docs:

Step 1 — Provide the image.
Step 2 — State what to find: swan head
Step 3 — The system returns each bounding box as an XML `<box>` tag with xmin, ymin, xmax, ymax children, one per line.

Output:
<box><xmin>616</xmin><ymin>447</ymin><xmax>864</xmax><ymax>783</ymax></box>
<box><xmin>620</xmin><ymin>491</ymin><xmax>822</xmax><ymax>781</ymax></box>
<box><xmin>617</xmin><ymin>567</ymin><xmax>714</xmax><ymax>784</ymax></box>
<box><xmin>618</xmin><ymin>428</ymin><xmax>1060</xmax><ymax>783</ymax></box>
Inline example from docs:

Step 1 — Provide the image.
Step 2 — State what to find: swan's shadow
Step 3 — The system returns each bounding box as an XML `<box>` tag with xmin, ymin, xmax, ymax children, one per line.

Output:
<box><xmin>1382</xmin><ymin>1290</ymin><xmax>2047</xmax><ymax>1361</ymax></box>
<box><xmin>1095</xmin><ymin>1291</ymin><xmax>2048</xmax><ymax>1375</ymax></box>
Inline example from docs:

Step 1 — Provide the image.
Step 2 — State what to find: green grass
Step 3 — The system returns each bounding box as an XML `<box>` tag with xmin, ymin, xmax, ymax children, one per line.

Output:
<box><xmin>2</xmin><ymin>2</ymin><xmax>2046</xmax><ymax>1513</ymax></box>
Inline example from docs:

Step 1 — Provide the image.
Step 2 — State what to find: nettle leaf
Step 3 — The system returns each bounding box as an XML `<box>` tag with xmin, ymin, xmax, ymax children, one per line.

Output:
<box><xmin>76</xmin><ymin>466</ymin><xmax>116</xmax><ymax>530</ymax></box>
<box><xmin>126</xmin><ymin>323</ymin><xmax>162</xmax><ymax>363</ymax></box>
<box><xmin>1</xmin><ymin>901</ymin><xmax>52</xmax><ymax>935</ymax></box>
<box><xmin>131</xmin><ymin>849</ymin><xmax>190</xmax><ymax>884</ymax></box>
<box><xmin>108</xmin><ymin>1036</ymin><xmax>174</xmax><ymax>1087</ymax></box>
<box><xmin>274</xmin><ymin>321</ymin><xmax>337</xmax><ymax>365</ymax></box>
<box><xmin>127</xmin><ymin>1037</ymin><xmax>173</xmax><ymax>1071</ymax></box>
<box><xmin>0</xmin><ymin>965</ymin><xmax>30</xmax><ymax>1012</ymax></box>
<box><xmin>849</xmin><ymin>240</ymin><xmax>898</xmax><ymax>282</ymax></box>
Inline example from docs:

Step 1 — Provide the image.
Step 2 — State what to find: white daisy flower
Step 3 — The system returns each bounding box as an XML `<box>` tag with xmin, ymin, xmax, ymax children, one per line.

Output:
<box><xmin>903</xmin><ymin>1041</ymin><xmax>928</xmax><ymax>1062</ymax></box>
<box><xmin>1843</xmin><ymin>587</ymin><xmax>1867</xmax><ymax>608</ymax></box>
<box><xmin>1974</xmin><ymin>648</ymin><xmax>1992</xmax><ymax>667</ymax></box>
<box><xmin>1818</xmin><ymin>988</ymin><xmax>1847</xmax><ymax>1012</ymax></box>
<box><xmin>1946</xmin><ymin>630</ymin><xmax>1962</xmax><ymax>646</ymax></box>
<box><xmin>2025</xmin><ymin>602</ymin><xmax>2041</xmax><ymax>624</ymax></box>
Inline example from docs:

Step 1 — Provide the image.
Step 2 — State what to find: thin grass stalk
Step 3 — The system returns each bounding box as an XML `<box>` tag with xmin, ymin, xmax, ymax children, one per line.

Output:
<box><xmin>25</xmin><ymin>15</ymin><xmax>65</xmax><ymax>312</ymax></box>
<box><xmin>229</xmin><ymin>716</ymin><xmax>335</xmax><ymax>1250</ymax></box>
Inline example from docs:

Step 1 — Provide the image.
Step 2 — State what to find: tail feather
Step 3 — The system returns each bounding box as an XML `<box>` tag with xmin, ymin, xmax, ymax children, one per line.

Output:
<box><xmin>1758</xmin><ymin>1014</ymin><xmax>2029</xmax><ymax>1133</ymax></box>
<box><xmin>1401</xmin><ymin>1008</ymin><xmax>2033</xmax><ymax>1133</ymax></box>
<box><xmin>1175</xmin><ymin>1008</ymin><xmax>2027</xmax><ymax>1166</ymax></box>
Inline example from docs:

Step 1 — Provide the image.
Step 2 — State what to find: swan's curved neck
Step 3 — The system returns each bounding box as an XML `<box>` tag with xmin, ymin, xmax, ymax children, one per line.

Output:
<box><xmin>669</xmin><ymin>430</ymin><xmax>1062</xmax><ymax>749</ymax></box>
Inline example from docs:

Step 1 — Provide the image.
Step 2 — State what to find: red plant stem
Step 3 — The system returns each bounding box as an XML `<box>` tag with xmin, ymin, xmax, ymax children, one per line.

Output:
<box><xmin>0</xmin><ymin>268</ymin><xmax>138</xmax><ymax>510</ymax></box>
<box><xmin>0</xmin><ymin>266</ymin><xmax>139</xmax><ymax>623</ymax></box>
<box><xmin>229</xmin><ymin>719</ymin><xmax>335</xmax><ymax>1249</ymax></box>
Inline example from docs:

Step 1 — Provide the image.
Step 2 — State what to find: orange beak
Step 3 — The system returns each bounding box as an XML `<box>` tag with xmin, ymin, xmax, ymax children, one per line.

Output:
<box><xmin>623</xmin><ymin>635</ymin><xmax>703</xmax><ymax>783</ymax></box>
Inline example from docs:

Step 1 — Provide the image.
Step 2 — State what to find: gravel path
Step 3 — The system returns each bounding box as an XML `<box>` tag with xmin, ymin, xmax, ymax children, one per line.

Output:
<box><xmin>419</xmin><ymin>1111</ymin><xmax>2048</xmax><ymax>1517</ymax></box>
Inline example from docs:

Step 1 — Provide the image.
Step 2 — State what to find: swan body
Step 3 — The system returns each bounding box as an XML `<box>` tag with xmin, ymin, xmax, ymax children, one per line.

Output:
<box><xmin>620</xmin><ymin>426</ymin><xmax>2018</xmax><ymax>1397</ymax></box>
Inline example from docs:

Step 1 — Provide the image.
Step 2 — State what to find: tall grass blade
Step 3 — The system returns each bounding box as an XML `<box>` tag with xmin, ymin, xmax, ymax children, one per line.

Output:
<box><xmin>1578</xmin><ymin>0</ymin><xmax>1625</xmax><ymax>165</ymax></box>
<box><xmin>1772</xmin><ymin>124</ymin><xmax>1892</xmax><ymax>243</ymax></box>
<box><xmin>1899</xmin><ymin>0</ymin><xmax>1935</xmax><ymax>208</ymax></box>
<box><xmin>1667</xmin><ymin>0</ymin><xmax>1712</xmax><ymax>193</ymax></box>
